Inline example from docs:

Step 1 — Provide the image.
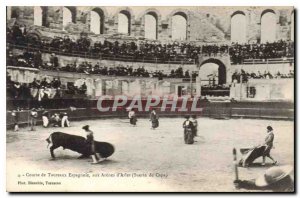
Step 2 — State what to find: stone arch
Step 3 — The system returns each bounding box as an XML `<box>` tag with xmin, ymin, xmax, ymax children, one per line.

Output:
<box><xmin>34</xmin><ymin>6</ymin><xmax>48</xmax><ymax>27</ymax></box>
<box><xmin>115</xmin><ymin>7</ymin><xmax>134</xmax><ymax>35</ymax></box>
<box><xmin>230</xmin><ymin>10</ymin><xmax>246</xmax><ymax>43</ymax></box>
<box><xmin>114</xmin><ymin>7</ymin><xmax>134</xmax><ymax>18</ymax></box>
<box><xmin>144</xmin><ymin>11</ymin><xmax>159</xmax><ymax>40</ymax></box>
<box><xmin>138</xmin><ymin>8</ymin><xmax>161</xmax><ymax>40</ymax></box>
<box><xmin>89</xmin><ymin>6</ymin><xmax>108</xmax><ymax>19</ymax></box>
<box><xmin>165</xmin><ymin>9</ymin><xmax>190</xmax><ymax>40</ymax></box>
<box><xmin>230</xmin><ymin>10</ymin><xmax>246</xmax><ymax>18</ymax></box>
<box><xmin>138</xmin><ymin>8</ymin><xmax>161</xmax><ymax>19</ymax></box>
<box><xmin>260</xmin><ymin>9</ymin><xmax>277</xmax><ymax>43</ymax></box>
<box><xmin>260</xmin><ymin>9</ymin><xmax>281</xmax><ymax>24</ymax></box>
<box><xmin>66</xmin><ymin>6</ymin><xmax>76</xmax><ymax>23</ymax></box>
<box><xmin>90</xmin><ymin>7</ymin><xmax>105</xmax><ymax>34</ymax></box>
<box><xmin>261</xmin><ymin>9</ymin><xmax>276</xmax><ymax>19</ymax></box>
<box><xmin>170</xmin><ymin>11</ymin><xmax>188</xmax><ymax>41</ymax></box>
<box><xmin>167</xmin><ymin>9</ymin><xmax>190</xmax><ymax>21</ymax></box>
<box><xmin>63</xmin><ymin>6</ymin><xmax>76</xmax><ymax>30</ymax></box>
<box><xmin>200</xmin><ymin>58</ymin><xmax>227</xmax><ymax>85</ymax></box>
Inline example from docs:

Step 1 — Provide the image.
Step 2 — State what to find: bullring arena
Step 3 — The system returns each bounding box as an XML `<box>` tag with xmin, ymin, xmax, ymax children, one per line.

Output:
<box><xmin>6</xmin><ymin>6</ymin><xmax>294</xmax><ymax>192</ymax></box>
<box><xmin>7</xmin><ymin>118</ymin><xmax>294</xmax><ymax>192</ymax></box>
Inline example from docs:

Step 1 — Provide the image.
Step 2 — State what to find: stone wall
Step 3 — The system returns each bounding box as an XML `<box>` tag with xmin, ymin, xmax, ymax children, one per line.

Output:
<box><xmin>7</xmin><ymin>6</ymin><xmax>294</xmax><ymax>43</ymax></box>
<box><xmin>230</xmin><ymin>79</ymin><xmax>293</xmax><ymax>101</ymax></box>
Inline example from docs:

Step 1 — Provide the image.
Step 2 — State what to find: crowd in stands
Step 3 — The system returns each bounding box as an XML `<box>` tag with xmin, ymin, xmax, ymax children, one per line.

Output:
<box><xmin>7</xmin><ymin>74</ymin><xmax>62</xmax><ymax>100</ymax></box>
<box><xmin>6</xmin><ymin>48</ymin><xmax>43</xmax><ymax>69</ymax></box>
<box><xmin>7</xmin><ymin>75</ymin><xmax>32</xmax><ymax>100</ymax></box>
<box><xmin>7</xmin><ymin>47</ymin><xmax>60</xmax><ymax>70</ymax></box>
<box><xmin>6</xmin><ymin>24</ymin><xmax>295</xmax><ymax>100</ymax></box>
<box><xmin>6</xmin><ymin>25</ymin><xmax>294</xmax><ymax>64</ymax></box>
<box><xmin>232</xmin><ymin>70</ymin><xmax>294</xmax><ymax>83</ymax></box>
<box><xmin>92</xmin><ymin>39</ymin><xmax>201</xmax><ymax>63</ymax></box>
<box><xmin>29</xmin><ymin>78</ymin><xmax>62</xmax><ymax>89</ymax></box>
<box><xmin>7</xmin><ymin>26</ymin><xmax>199</xmax><ymax>64</ymax></box>
<box><xmin>7</xmin><ymin>25</ymin><xmax>294</xmax><ymax>65</ymax></box>
<box><xmin>59</xmin><ymin>62</ymin><xmax>198</xmax><ymax>79</ymax></box>
<box><xmin>229</xmin><ymin>40</ymin><xmax>294</xmax><ymax>64</ymax></box>
<box><xmin>6</xmin><ymin>72</ymin><xmax>87</xmax><ymax>100</ymax></box>
<box><xmin>201</xmin><ymin>44</ymin><xmax>229</xmax><ymax>56</ymax></box>
<box><xmin>7</xmin><ymin>47</ymin><xmax>198</xmax><ymax>79</ymax></box>
<box><xmin>6</xmin><ymin>25</ymin><xmax>27</xmax><ymax>45</ymax></box>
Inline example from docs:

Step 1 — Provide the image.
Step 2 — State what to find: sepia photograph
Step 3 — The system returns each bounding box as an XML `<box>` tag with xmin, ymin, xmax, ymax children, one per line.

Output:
<box><xmin>5</xmin><ymin>4</ymin><xmax>295</xmax><ymax>192</ymax></box>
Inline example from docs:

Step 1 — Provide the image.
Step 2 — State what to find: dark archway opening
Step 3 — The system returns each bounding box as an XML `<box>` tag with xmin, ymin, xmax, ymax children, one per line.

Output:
<box><xmin>41</xmin><ymin>7</ymin><xmax>49</xmax><ymax>27</ymax></box>
<box><xmin>200</xmin><ymin>59</ymin><xmax>227</xmax><ymax>85</ymax></box>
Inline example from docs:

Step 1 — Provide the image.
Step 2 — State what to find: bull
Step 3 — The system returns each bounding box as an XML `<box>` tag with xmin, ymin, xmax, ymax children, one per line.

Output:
<box><xmin>46</xmin><ymin>132</ymin><xmax>114</xmax><ymax>159</ymax></box>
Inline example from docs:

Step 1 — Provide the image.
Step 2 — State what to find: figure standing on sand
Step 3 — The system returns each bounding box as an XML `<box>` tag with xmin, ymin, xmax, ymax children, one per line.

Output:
<box><xmin>150</xmin><ymin>109</ymin><xmax>159</xmax><ymax>129</ymax></box>
<box><xmin>262</xmin><ymin>126</ymin><xmax>277</xmax><ymax>166</ymax></box>
<box><xmin>82</xmin><ymin>125</ymin><xmax>103</xmax><ymax>164</ymax></box>
<box><xmin>29</xmin><ymin>108</ymin><xmax>38</xmax><ymax>131</ymax></box>
<box><xmin>183</xmin><ymin>115</ymin><xmax>194</xmax><ymax>144</ymax></box>
<box><xmin>128</xmin><ymin>109</ymin><xmax>137</xmax><ymax>126</ymax></box>
<box><xmin>190</xmin><ymin>115</ymin><xmax>198</xmax><ymax>137</ymax></box>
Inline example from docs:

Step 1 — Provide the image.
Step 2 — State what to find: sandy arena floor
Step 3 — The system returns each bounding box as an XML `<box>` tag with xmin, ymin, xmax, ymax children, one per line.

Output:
<box><xmin>6</xmin><ymin>117</ymin><xmax>294</xmax><ymax>192</ymax></box>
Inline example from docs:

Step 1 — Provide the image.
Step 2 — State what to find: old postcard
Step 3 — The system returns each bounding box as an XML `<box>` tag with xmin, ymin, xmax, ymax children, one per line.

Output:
<box><xmin>6</xmin><ymin>6</ymin><xmax>294</xmax><ymax>192</ymax></box>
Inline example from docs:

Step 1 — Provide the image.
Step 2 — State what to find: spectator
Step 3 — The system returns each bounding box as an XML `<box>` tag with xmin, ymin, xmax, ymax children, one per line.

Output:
<box><xmin>230</xmin><ymin>40</ymin><xmax>294</xmax><ymax>65</ymax></box>
<box><xmin>51</xmin><ymin>78</ymin><xmax>61</xmax><ymax>89</ymax></box>
<box><xmin>50</xmin><ymin>53</ymin><xmax>59</xmax><ymax>69</ymax></box>
<box><xmin>80</xmin><ymin>82</ymin><xmax>87</xmax><ymax>94</ymax></box>
<box><xmin>40</xmin><ymin>78</ymin><xmax>49</xmax><ymax>87</ymax></box>
<box><xmin>7</xmin><ymin>26</ymin><xmax>294</xmax><ymax>65</ymax></box>
<box><xmin>34</xmin><ymin>50</ymin><xmax>42</xmax><ymax>68</ymax></box>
